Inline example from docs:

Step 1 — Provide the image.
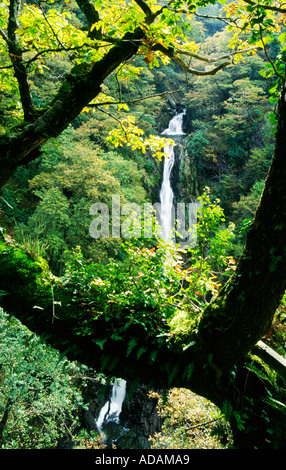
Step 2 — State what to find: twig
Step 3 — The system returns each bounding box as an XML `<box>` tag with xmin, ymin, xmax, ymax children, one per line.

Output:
<box><xmin>88</xmin><ymin>82</ymin><xmax>189</xmax><ymax>108</ymax></box>
<box><xmin>184</xmin><ymin>418</ymin><xmax>219</xmax><ymax>433</ymax></box>
<box><xmin>50</xmin><ymin>273</ymin><xmax>59</xmax><ymax>324</ymax></box>
<box><xmin>242</xmin><ymin>0</ymin><xmax>286</xmax><ymax>14</ymax></box>
<box><xmin>36</xmin><ymin>0</ymin><xmax>67</xmax><ymax>50</ymax></box>
<box><xmin>259</xmin><ymin>27</ymin><xmax>286</xmax><ymax>81</ymax></box>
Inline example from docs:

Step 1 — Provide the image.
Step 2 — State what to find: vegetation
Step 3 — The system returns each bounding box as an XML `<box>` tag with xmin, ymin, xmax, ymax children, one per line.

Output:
<box><xmin>0</xmin><ymin>0</ymin><xmax>286</xmax><ymax>450</ymax></box>
<box><xmin>149</xmin><ymin>388</ymin><xmax>233</xmax><ymax>449</ymax></box>
<box><xmin>0</xmin><ymin>307</ymin><xmax>107</xmax><ymax>449</ymax></box>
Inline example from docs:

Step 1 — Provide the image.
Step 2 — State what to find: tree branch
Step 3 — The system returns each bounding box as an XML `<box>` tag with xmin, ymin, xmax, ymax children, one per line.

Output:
<box><xmin>36</xmin><ymin>0</ymin><xmax>66</xmax><ymax>49</ymax></box>
<box><xmin>0</xmin><ymin>42</ymin><xmax>110</xmax><ymax>70</ymax></box>
<box><xmin>242</xmin><ymin>0</ymin><xmax>286</xmax><ymax>14</ymax></box>
<box><xmin>75</xmin><ymin>0</ymin><xmax>102</xmax><ymax>39</ymax></box>
<box><xmin>7</xmin><ymin>0</ymin><xmax>35</xmax><ymax>122</ymax></box>
<box><xmin>152</xmin><ymin>43</ymin><xmax>234</xmax><ymax>76</ymax></box>
<box><xmin>132</xmin><ymin>0</ymin><xmax>170</xmax><ymax>24</ymax></box>
<box><xmin>0</xmin><ymin>27</ymin><xmax>146</xmax><ymax>187</ymax></box>
<box><xmin>177</xmin><ymin>46</ymin><xmax>258</xmax><ymax>63</ymax></box>
<box><xmin>133</xmin><ymin>0</ymin><xmax>153</xmax><ymax>19</ymax></box>
<box><xmin>259</xmin><ymin>27</ymin><xmax>286</xmax><ymax>81</ymax></box>
<box><xmin>194</xmin><ymin>11</ymin><xmax>235</xmax><ymax>28</ymax></box>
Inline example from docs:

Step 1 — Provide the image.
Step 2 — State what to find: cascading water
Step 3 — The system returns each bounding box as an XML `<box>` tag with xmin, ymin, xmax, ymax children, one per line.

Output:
<box><xmin>95</xmin><ymin>378</ymin><xmax>127</xmax><ymax>438</ymax></box>
<box><xmin>160</xmin><ymin>109</ymin><xmax>186</xmax><ymax>242</ymax></box>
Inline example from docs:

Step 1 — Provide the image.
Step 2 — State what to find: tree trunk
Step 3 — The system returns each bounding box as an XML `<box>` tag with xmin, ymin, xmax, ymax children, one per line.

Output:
<box><xmin>197</xmin><ymin>86</ymin><xmax>286</xmax><ymax>372</ymax></box>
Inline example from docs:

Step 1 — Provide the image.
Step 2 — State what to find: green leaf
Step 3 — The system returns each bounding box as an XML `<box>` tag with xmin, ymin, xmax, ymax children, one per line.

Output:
<box><xmin>278</xmin><ymin>32</ymin><xmax>286</xmax><ymax>44</ymax></box>
<box><xmin>94</xmin><ymin>338</ymin><xmax>107</xmax><ymax>350</ymax></box>
<box><xmin>268</xmin><ymin>83</ymin><xmax>278</xmax><ymax>94</ymax></box>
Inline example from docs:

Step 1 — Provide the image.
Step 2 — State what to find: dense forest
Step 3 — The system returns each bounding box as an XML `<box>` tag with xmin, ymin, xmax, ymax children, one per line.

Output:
<box><xmin>1</xmin><ymin>0</ymin><xmax>286</xmax><ymax>452</ymax></box>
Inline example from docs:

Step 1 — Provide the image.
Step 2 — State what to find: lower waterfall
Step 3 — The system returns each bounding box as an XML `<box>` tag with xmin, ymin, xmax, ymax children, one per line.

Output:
<box><xmin>95</xmin><ymin>379</ymin><xmax>127</xmax><ymax>437</ymax></box>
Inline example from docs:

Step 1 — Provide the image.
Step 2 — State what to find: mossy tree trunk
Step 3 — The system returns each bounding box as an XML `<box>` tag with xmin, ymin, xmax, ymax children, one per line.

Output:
<box><xmin>197</xmin><ymin>86</ymin><xmax>286</xmax><ymax>374</ymax></box>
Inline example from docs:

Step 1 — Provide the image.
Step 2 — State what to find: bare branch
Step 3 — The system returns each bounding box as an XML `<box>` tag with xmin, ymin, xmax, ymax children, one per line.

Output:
<box><xmin>194</xmin><ymin>11</ymin><xmax>234</xmax><ymax>27</ymax></box>
<box><xmin>184</xmin><ymin>418</ymin><xmax>220</xmax><ymax>433</ymax></box>
<box><xmin>36</xmin><ymin>0</ymin><xmax>66</xmax><ymax>49</ymax></box>
<box><xmin>96</xmin><ymin>106</ymin><xmax>129</xmax><ymax>139</ymax></box>
<box><xmin>151</xmin><ymin>43</ymin><xmax>234</xmax><ymax>76</ymax></box>
<box><xmin>87</xmin><ymin>82</ymin><xmax>189</xmax><ymax>108</ymax></box>
<box><xmin>0</xmin><ymin>26</ymin><xmax>9</xmax><ymax>44</ymax></box>
<box><xmin>242</xmin><ymin>0</ymin><xmax>286</xmax><ymax>14</ymax></box>
<box><xmin>177</xmin><ymin>46</ymin><xmax>258</xmax><ymax>63</ymax></box>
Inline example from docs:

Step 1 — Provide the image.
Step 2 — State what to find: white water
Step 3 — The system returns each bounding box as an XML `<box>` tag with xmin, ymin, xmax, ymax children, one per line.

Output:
<box><xmin>160</xmin><ymin>110</ymin><xmax>186</xmax><ymax>242</ymax></box>
<box><xmin>95</xmin><ymin>378</ymin><xmax>127</xmax><ymax>434</ymax></box>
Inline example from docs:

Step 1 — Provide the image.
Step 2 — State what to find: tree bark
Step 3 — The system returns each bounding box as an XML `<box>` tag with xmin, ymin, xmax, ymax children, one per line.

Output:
<box><xmin>197</xmin><ymin>85</ymin><xmax>286</xmax><ymax>372</ymax></box>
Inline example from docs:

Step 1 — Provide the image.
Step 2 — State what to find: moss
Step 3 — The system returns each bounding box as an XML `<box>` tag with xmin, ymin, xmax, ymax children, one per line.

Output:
<box><xmin>168</xmin><ymin>308</ymin><xmax>202</xmax><ymax>348</ymax></box>
<box><xmin>246</xmin><ymin>352</ymin><xmax>279</xmax><ymax>389</ymax></box>
<box><xmin>0</xmin><ymin>242</ymin><xmax>51</xmax><ymax>314</ymax></box>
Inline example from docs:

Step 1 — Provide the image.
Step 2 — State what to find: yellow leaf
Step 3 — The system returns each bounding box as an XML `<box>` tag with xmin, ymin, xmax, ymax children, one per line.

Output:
<box><xmin>144</xmin><ymin>49</ymin><xmax>154</xmax><ymax>64</ymax></box>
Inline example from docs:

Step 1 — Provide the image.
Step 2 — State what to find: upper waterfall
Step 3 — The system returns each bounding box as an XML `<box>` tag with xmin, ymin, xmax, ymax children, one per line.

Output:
<box><xmin>159</xmin><ymin>109</ymin><xmax>186</xmax><ymax>242</ymax></box>
<box><xmin>161</xmin><ymin>110</ymin><xmax>186</xmax><ymax>136</ymax></box>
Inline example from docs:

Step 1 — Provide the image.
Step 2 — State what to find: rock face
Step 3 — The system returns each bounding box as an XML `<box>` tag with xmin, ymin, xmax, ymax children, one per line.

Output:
<box><xmin>119</xmin><ymin>385</ymin><xmax>164</xmax><ymax>449</ymax></box>
<box><xmin>82</xmin><ymin>380</ymin><xmax>164</xmax><ymax>449</ymax></box>
<box><xmin>163</xmin><ymin>106</ymin><xmax>199</xmax><ymax>210</ymax></box>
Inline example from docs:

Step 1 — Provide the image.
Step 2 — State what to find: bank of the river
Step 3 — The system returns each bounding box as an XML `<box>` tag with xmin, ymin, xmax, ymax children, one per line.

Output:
<box><xmin>79</xmin><ymin>387</ymin><xmax>233</xmax><ymax>450</ymax></box>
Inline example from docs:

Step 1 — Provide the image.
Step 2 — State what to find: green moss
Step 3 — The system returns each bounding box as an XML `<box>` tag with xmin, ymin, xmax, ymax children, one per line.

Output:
<box><xmin>168</xmin><ymin>308</ymin><xmax>201</xmax><ymax>348</ymax></box>
<box><xmin>0</xmin><ymin>242</ymin><xmax>51</xmax><ymax>313</ymax></box>
<box><xmin>246</xmin><ymin>352</ymin><xmax>279</xmax><ymax>388</ymax></box>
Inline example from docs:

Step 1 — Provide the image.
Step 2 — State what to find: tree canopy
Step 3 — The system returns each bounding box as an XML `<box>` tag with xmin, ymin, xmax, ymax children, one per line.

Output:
<box><xmin>1</xmin><ymin>0</ymin><xmax>286</xmax><ymax>449</ymax></box>
<box><xmin>2</xmin><ymin>0</ymin><xmax>284</xmax><ymax>184</ymax></box>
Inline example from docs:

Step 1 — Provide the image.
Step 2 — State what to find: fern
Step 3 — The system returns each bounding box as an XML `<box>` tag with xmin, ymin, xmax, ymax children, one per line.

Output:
<box><xmin>126</xmin><ymin>337</ymin><xmax>138</xmax><ymax>357</ymax></box>
<box><xmin>246</xmin><ymin>354</ymin><xmax>279</xmax><ymax>389</ymax></box>
<box><xmin>262</xmin><ymin>389</ymin><xmax>286</xmax><ymax>412</ymax></box>
<box><xmin>136</xmin><ymin>346</ymin><xmax>147</xmax><ymax>360</ymax></box>
<box><xmin>182</xmin><ymin>362</ymin><xmax>194</xmax><ymax>382</ymax></box>
<box><xmin>222</xmin><ymin>400</ymin><xmax>233</xmax><ymax>422</ymax></box>
<box><xmin>168</xmin><ymin>363</ymin><xmax>179</xmax><ymax>386</ymax></box>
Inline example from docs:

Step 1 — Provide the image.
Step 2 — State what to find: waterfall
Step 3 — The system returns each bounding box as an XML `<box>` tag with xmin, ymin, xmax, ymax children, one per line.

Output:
<box><xmin>160</xmin><ymin>109</ymin><xmax>186</xmax><ymax>242</ymax></box>
<box><xmin>95</xmin><ymin>378</ymin><xmax>127</xmax><ymax>435</ymax></box>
